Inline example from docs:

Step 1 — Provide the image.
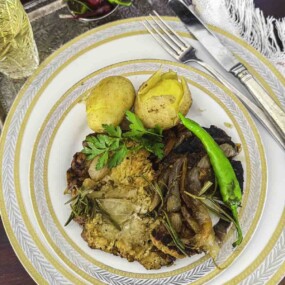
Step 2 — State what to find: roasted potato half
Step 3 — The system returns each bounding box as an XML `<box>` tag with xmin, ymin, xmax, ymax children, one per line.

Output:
<box><xmin>134</xmin><ymin>70</ymin><xmax>192</xmax><ymax>129</ymax></box>
<box><xmin>86</xmin><ymin>76</ymin><xmax>136</xmax><ymax>132</ymax></box>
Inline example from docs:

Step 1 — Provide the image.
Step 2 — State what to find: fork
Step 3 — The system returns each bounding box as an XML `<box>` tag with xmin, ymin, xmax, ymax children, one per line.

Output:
<box><xmin>143</xmin><ymin>11</ymin><xmax>285</xmax><ymax>150</ymax></box>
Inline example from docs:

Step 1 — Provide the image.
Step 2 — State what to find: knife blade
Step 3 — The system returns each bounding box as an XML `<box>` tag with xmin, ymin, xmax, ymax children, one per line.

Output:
<box><xmin>169</xmin><ymin>0</ymin><xmax>285</xmax><ymax>143</ymax></box>
<box><xmin>169</xmin><ymin>0</ymin><xmax>240</xmax><ymax>72</ymax></box>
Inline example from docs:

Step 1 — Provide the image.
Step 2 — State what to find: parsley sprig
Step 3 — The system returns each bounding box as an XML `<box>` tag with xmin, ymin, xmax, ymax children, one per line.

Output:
<box><xmin>82</xmin><ymin>111</ymin><xmax>164</xmax><ymax>170</ymax></box>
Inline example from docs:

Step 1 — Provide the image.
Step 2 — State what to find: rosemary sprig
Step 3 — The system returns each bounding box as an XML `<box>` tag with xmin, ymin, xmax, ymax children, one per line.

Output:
<box><xmin>153</xmin><ymin>182</ymin><xmax>164</xmax><ymax>210</ymax></box>
<box><xmin>205</xmin><ymin>199</ymin><xmax>236</xmax><ymax>224</ymax></box>
<box><xmin>184</xmin><ymin>191</ymin><xmax>206</xmax><ymax>201</ymax></box>
<box><xmin>65</xmin><ymin>187</ymin><xmax>122</xmax><ymax>230</ymax></box>
<box><xmin>64</xmin><ymin>187</ymin><xmax>93</xmax><ymax>226</ymax></box>
<box><xmin>162</xmin><ymin>210</ymin><xmax>187</xmax><ymax>256</ymax></box>
<box><xmin>198</xmin><ymin>181</ymin><xmax>213</xmax><ymax>196</ymax></box>
<box><xmin>184</xmin><ymin>186</ymin><xmax>236</xmax><ymax>225</ymax></box>
<box><xmin>141</xmin><ymin>175</ymin><xmax>164</xmax><ymax>210</ymax></box>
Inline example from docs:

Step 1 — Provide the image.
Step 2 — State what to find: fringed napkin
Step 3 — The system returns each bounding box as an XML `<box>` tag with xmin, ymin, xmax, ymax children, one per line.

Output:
<box><xmin>192</xmin><ymin>0</ymin><xmax>285</xmax><ymax>75</ymax></box>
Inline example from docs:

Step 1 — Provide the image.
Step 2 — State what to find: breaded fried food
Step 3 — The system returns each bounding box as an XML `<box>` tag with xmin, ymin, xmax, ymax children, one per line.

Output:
<box><xmin>80</xmin><ymin>150</ymin><xmax>174</xmax><ymax>269</ymax></box>
<box><xmin>82</xmin><ymin>214</ymin><xmax>174</xmax><ymax>269</ymax></box>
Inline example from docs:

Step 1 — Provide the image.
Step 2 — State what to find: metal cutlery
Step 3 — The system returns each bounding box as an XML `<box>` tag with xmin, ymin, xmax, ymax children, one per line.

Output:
<box><xmin>168</xmin><ymin>0</ymin><xmax>285</xmax><ymax>146</ymax></box>
<box><xmin>143</xmin><ymin>12</ymin><xmax>285</xmax><ymax>149</ymax></box>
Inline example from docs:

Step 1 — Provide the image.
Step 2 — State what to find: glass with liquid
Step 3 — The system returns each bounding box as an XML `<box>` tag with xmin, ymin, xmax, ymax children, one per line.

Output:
<box><xmin>0</xmin><ymin>0</ymin><xmax>39</xmax><ymax>79</ymax></box>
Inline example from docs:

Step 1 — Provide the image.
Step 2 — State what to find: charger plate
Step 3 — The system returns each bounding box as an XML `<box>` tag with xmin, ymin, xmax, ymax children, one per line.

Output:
<box><xmin>0</xmin><ymin>17</ymin><xmax>284</xmax><ymax>285</ymax></box>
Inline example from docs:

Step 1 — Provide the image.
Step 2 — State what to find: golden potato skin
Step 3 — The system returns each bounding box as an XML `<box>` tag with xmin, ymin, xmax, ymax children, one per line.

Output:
<box><xmin>179</xmin><ymin>77</ymin><xmax>192</xmax><ymax>115</ymax></box>
<box><xmin>86</xmin><ymin>76</ymin><xmax>135</xmax><ymax>132</ymax></box>
<box><xmin>134</xmin><ymin>70</ymin><xmax>192</xmax><ymax>129</ymax></box>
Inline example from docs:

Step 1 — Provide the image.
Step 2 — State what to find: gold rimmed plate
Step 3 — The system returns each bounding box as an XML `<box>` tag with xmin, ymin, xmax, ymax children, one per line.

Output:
<box><xmin>1</xmin><ymin>17</ymin><xmax>285</xmax><ymax>285</ymax></box>
<box><xmin>29</xmin><ymin>59</ymin><xmax>266</xmax><ymax>284</ymax></box>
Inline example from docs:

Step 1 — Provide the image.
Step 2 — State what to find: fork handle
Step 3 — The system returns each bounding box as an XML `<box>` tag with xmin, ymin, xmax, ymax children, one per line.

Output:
<box><xmin>187</xmin><ymin>59</ymin><xmax>285</xmax><ymax>150</ymax></box>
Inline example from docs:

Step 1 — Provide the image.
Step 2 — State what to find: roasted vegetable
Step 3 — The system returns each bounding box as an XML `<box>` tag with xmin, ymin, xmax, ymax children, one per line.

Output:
<box><xmin>179</xmin><ymin>113</ymin><xmax>243</xmax><ymax>247</ymax></box>
<box><xmin>181</xmin><ymin>159</ymin><xmax>220</xmax><ymax>259</ymax></box>
<box><xmin>134</xmin><ymin>70</ymin><xmax>192</xmax><ymax>129</ymax></box>
<box><xmin>86</xmin><ymin>76</ymin><xmax>135</xmax><ymax>132</ymax></box>
<box><xmin>88</xmin><ymin>156</ymin><xmax>110</xmax><ymax>180</ymax></box>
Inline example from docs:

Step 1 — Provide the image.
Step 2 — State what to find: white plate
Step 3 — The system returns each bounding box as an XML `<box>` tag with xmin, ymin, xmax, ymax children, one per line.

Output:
<box><xmin>0</xmin><ymin>17</ymin><xmax>284</xmax><ymax>285</ymax></box>
<box><xmin>30</xmin><ymin>59</ymin><xmax>265</xmax><ymax>284</ymax></box>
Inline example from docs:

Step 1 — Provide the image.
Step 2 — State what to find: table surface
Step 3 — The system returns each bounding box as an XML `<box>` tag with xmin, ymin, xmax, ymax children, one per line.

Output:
<box><xmin>0</xmin><ymin>0</ymin><xmax>284</xmax><ymax>284</ymax></box>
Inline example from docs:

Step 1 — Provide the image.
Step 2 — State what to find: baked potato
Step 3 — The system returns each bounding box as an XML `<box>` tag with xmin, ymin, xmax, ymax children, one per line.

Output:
<box><xmin>134</xmin><ymin>70</ymin><xmax>192</xmax><ymax>129</ymax></box>
<box><xmin>86</xmin><ymin>76</ymin><xmax>136</xmax><ymax>132</ymax></box>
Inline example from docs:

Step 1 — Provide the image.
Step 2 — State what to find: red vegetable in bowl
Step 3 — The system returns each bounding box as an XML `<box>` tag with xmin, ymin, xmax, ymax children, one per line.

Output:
<box><xmin>66</xmin><ymin>0</ymin><xmax>132</xmax><ymax>19</ymax></box>
<box><xmin>75</xmin><ymin>3</ymin><xmax>113</xmax><ymax>18</ymax></box>
<box><xmin>86</xmin><ymin>0</ymin><xmax>101</xmax><ymax>7</ymax></box>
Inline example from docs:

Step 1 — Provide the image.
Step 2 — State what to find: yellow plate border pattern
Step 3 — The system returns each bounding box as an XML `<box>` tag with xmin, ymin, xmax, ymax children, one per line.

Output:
<box><xmin>0</xmin><ymin>16</ymin><xmax>283</xmax><ymax>284</ymax></box>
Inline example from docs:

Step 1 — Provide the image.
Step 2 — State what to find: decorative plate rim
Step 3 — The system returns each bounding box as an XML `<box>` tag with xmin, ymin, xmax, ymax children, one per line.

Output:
<box><xmin>29</xmin><ymin>60</ymin><xmax>262</xmax><ymax>283</ymax></box>
<box><xmin>0</xmin><ymin>16</ymin><xmax>283</xmax><ymax>285</ymax></box>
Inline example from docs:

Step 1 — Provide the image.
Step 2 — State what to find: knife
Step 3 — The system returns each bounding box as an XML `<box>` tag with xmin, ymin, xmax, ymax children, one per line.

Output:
<box><xmin>169</xmin><ymin>0</ymin><xmax>285</xmax><ymax>144</ymax></box>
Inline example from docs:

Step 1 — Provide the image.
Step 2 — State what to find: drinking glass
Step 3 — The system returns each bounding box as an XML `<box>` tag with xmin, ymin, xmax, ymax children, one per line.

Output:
<box><xmin>0</xmin><ymin>0</ymin><xmax>39</xmax><ymax>79</ymax></box>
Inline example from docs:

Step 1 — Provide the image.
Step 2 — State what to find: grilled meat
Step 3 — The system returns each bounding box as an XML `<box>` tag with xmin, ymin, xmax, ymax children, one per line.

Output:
<box><xmin>65</xmin><ymin>124</ymin><xmax>244</xmax><ymax>269</ymax></box>
<box><xmin>150</xmin><ymin>222</ymin><xmax>185</xmax><ymax>259</ymax></box>
<box><xmin>66</xmin><ymin>152</ymin><xmax>90</xmax><ymax>190</ymax></box>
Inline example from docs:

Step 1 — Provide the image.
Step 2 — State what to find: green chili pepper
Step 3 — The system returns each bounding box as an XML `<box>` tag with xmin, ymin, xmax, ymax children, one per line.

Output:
<box><xmin>179</xmin><ymin>113</ymin><xmax>243</xmax><ymax>247</ymax></box>
<box><xmin>108</xmin><ymin>0</ymin><xmax>132</xmax><ymax>6</ymax></box>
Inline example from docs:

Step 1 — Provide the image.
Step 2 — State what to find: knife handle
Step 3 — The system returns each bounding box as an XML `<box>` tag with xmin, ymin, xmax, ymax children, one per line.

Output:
<box><xmin>231</xmin><ymin>64</ymin><xmax>285</xmax><ymax>140</ymax></box>
<box><xmin>192</xmin><ymin>60</ymin><xmax>285</xmax><ymax>149</ymax></box>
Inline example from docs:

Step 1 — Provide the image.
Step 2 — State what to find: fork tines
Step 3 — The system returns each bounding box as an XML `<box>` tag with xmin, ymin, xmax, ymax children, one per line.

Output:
<box><xmin>143</xmin><ymin>11</ymin><xmax>189</xmax><ymax>60</ymax></box>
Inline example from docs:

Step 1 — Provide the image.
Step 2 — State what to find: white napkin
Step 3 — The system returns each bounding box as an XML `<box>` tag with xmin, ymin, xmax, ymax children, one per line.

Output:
<box><xmin>192</xmin><ymin>0</ymin><xmax>285</xmax><ymax>76</ymax></box>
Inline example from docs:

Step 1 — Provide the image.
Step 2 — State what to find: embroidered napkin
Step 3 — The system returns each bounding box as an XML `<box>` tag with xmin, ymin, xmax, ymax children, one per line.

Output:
<box><xmin>192</xmin><ymin>0</ymin><xmax>285</xmax><ymax>76</ymax></box>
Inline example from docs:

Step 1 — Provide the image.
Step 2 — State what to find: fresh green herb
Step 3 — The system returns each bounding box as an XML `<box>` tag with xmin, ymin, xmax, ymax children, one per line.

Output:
<box><xmin>107</xmin><ymin>144</ymin><xmax>128</xmax><ymax>168</ymax></box>
<box><xmin>82</xmin><ymin>111</ymin><xmax>164</xmax><ymax>170</ymax></box>
<box><xmin>103</xmin><ymin>124</ymin><xmax>122</xmax><ymax>138</ymax></box>
<box><xmin>124</xmin><ymin>111</ymin><xmax>162</xmax><ymax>138</ymax></box>
<box><xmin>82</xmin><ymin>126</ymin><xmax>126</xmax><ymax>170</ymax></box>
<box><xmin>124</xmin><ymin>111</ymin><xmax>164</xmax><ymax>159</ymax></box>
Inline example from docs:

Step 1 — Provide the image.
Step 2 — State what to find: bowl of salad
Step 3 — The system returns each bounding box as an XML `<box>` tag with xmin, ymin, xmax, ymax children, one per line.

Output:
<box><xmin>65</xmin><ymin>0</ymin><xmax>132</xmax><ymax>22</ymax></box>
